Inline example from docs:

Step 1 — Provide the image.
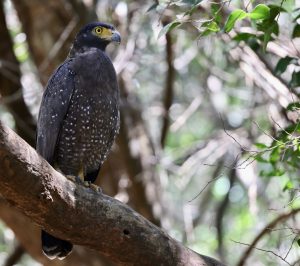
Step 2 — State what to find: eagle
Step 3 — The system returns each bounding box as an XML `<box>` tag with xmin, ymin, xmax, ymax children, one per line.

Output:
<box><xmin>36</xmin><ymin>22</ymin><xmax>121</xmax><ymax>260</ymax></box>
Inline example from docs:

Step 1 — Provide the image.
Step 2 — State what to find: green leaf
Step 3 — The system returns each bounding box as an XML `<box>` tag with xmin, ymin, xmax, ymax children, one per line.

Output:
<box><xmin>181</xmin><ymin>0</ymin><xmax>203</xmax><ymax>5</ymax></box>
<box><xmin>255</xmin><ymin>143</ymin><xmax>268</xmax><ymax>149</ymax></box>
<box><xmin>267</xmin><ymin>168</ymin><xmax>285</xmax><ymax>177</ymax></box>
<box><xmin>275</xmin><ymin>56</ymin><xmax>298</xmax><ymax>75</ymax></box>
<box><xmin>269</xmin><ymin>5</ymin><xmax>287</xmax><ymax>20</ymax></box>
<box><xmin>233</xmin><ymin>32</ymin><xmax>256</xmax><ymax>42</ymax></box>
<box><xmin>261</xmin><ymin>21</ymin><xmax>278</xmax><ymax>52</ymax></box>
<box><xmin>283</xmin><ymin>180</ymin><xmax>294</xmax><ymax>191</ymax></box>
<box><xmin>158</xmin><ymin>21</ymin><xmax>181</xmax><ymax>39</ymax></box>
<box><xmin>249</xmin><ymin>4</ymin><xmax>270</xmax><ymax>20</ymax></box>
<box><xmin>286</xmin><ymin>102</ymin><xmax>300</xmax><ymax>111</ymax></box>
<box><xmin>292</xmin><ymin>24</ymin><xmax>300</xmax><ymax>38</ymax></box>
<box><xmin>290</xmin><ymin>71</ymin><xmax>300</xmax><ymax>88</ymax></box>
<box><xmin>297</xmin><ymin>239</ymin><xmax>300</xmax><ymax>247</ymax></box>
<box><xmin>199</xmin><ymin>21</ymin><xmax>220</xmax><ymax>36</ymax></box>
<box><xmin>203</xmin><ymin>21</ymin><xmax>220</xmax><ymax>32</ymax></box>
<box><xmin>147</xmin><ymin>3</ymin><xmax>158</xmax><ymax>12</ymax></box>
<box><xmin>211</xmin><ymin>3</ymin><xmax>222</xmax><ymax>24</ymax></box>
<box><xmin>254</xmin><ymin>154</ymin><xmax>269</xmax><ymax>163</ymax></box>
<box><xmin>224</xmin><ymin>9</ymin><xmax>248</xmax><ymax>33</ymax></box>
<box><xmin>270</xmin><ymin>147</ymin><xmax>281</xmax><ymax>163</ymax></box>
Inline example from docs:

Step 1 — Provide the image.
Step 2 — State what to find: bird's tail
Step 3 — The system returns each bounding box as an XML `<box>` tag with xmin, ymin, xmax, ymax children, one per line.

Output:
<box><xmin>41</xmin><ymin>230</ymin><xmax>73</xmax><ymax>260</ymax></box>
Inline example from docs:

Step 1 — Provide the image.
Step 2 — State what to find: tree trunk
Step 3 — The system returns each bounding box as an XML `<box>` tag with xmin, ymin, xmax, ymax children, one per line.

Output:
<box><xmin>0</xmin><ymin>1</ymin><xmax>36</xmax><ymax>146</ymax></box>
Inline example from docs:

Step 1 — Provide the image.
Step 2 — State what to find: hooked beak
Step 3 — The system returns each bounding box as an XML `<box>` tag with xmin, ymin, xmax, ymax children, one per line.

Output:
<box><xmin>111</xmin><ymin>30</ymin><xmax>121</xmax><ymax>44</ymax></box>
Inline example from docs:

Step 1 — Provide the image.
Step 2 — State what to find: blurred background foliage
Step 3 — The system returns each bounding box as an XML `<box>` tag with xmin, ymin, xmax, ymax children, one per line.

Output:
<box><xmin>0</xmin><ymin>0</ymin><xmax>300</xmax><ymax>265</ymax></box>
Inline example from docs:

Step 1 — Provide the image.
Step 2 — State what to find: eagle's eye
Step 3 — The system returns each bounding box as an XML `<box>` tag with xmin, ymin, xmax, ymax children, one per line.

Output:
<box><xmin>94</xmin><ymin>27</ymin><xmax>103</xmax><ymax>35</ymax></box>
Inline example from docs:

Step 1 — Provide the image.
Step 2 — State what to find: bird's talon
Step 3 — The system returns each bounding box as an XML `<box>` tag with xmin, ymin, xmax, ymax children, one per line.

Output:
<box><xmin>66</xmin><ymin>175</ymin><xmax>76</xmax><ymax>182</ymax></box>
<box><xmin>90</xmin><ymin>183</ymin><xmax>101</xmax><ymax>192</ymax></box>
<box><xmin>84</xmin><ymin>181</ymin><xmax>90</xmax><ymax>187</ymax></box>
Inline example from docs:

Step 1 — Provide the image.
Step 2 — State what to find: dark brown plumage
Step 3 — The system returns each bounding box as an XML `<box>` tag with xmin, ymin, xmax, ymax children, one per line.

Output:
<box><xmin>36</xmin><ymin>22</ymin><xmax>121</xmax><ymax>260</ymax></box>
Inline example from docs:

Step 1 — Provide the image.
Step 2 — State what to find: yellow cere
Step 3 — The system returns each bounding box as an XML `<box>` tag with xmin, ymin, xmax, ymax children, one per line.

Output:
<box><xmin>93</xmin><ymin>26</ymin><xmax>113</xmax><ymax>40</ymax></box>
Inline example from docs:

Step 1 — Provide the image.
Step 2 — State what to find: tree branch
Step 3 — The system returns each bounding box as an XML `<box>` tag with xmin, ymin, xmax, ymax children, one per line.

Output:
<box><xmin>4</xmin><ymin>243</ymin><xmax>25</xmax><ymax>266</ymax></box>
<box><xmin>0</xmin><ymin>1</ymin><xmax>36</xmax><ymax>146</ymax></box>
<box><xmin>236</xmin><ymin>208</ymin><xmax>300</xmax><ymax>266</ymax></box>
<box><xmin>160</xmin><ymin>24</ymin><xmax>176</xmax><ymax>148</ymax></box>
<box><xmin>0</xmin><ymin>122</ymin><xmax>225</xmax><ymax>266</ymax></box>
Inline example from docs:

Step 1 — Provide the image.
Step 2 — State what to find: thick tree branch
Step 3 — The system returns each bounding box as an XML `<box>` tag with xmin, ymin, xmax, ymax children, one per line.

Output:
<box><xmin>0</xmin><ymin>199</ymin><xmax>115</xmax><ymax>266</ymax></box>
<box><xmin>0</xmin><ymin>122</ymin><xmax>224</xmax><ymax>266</ymax></box>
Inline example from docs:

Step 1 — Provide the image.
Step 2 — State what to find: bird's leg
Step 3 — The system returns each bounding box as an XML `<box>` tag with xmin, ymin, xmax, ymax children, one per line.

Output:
<box><xmin>83</xmin><ymin>181</ymin><xmax>102</xmax><ymax>192</ymax></box>
<box><xmin>66</xmin><ymin>175</ymin><xmax>76</xmax><ymax>182</ymax></box>
<box><xmin>66</xmin><ymin>175</ymin><xmax>84</xmax><ymax>185</ymax></box>
<box><xmin>90</xmin><ymin>183</ymin><xmax>102</xmax><ymax>193</ymax></box>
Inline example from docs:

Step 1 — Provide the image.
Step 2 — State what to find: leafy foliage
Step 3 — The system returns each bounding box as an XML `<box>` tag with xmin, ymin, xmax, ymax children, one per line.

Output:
<box><xmin>153</xmin><ymin>1</ymin><xmax>299</xmax><ymax>53</ymax></box>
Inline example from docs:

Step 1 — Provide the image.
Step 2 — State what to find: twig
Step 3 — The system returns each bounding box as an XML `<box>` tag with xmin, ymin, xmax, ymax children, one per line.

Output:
<box><xmin>170</xmin><ymin>96</ymin><xmax>202</xmax><ymax>132</ymax></box>
<box><xmin>236</xmin><ymin>207</ymin><xmax>300</xmax><ymax>266</ymax></box>
<box><xmin>284</xmin><ymin>235</ymin><xmax>297</xmax><ymax>260</ymax></box>
<box><xmin>188</xmin><ymin>172</ymin><xmax>224</xmax><ymax>202</ymax></box>
<box><xmin>192</xmin><ymin>159</ymin><xmax>225</xmax><ymax>226</ymax></box>
<box><xmin>233</xmin><ymin>240</ymin><xmax>292</xmax><ymax>266</ymax></box>
<box><xmin>39</xmin><ymin>16</ymin><xmax>79</xmax><ymax>74</ymax></box>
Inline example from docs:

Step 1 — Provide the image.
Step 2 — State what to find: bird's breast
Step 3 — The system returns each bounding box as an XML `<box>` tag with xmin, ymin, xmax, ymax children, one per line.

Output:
<box><xmin>55</xmin><ymin>81</ymin><xmax>119</xmax><ymax>176</ymax></box>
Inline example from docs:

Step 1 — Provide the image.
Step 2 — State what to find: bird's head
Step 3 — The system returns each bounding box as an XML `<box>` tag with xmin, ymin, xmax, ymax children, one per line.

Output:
<box><xmin>72</xmin><ymin>22</ymin><xmax>121</xmax><ymax>53</ymax></box>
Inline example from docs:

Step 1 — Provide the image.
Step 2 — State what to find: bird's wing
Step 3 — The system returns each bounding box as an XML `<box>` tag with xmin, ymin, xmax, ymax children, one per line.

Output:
<box><xmin>36</xmin><ymin>60</ymin><xmax>75</xmax><ymax>164</ymax></box>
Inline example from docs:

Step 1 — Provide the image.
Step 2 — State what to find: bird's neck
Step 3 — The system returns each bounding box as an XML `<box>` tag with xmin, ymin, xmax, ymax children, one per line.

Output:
<box><xmin>69</xmin><ymin>41</ymin><xmax>108</xmax><ymax>58</ymax></box>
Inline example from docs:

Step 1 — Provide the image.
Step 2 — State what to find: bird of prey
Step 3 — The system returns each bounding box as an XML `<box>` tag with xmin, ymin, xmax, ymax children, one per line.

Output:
<box><xmin>36</xmin><ymin>22</ymin><xmax>121</xmax><ymax>260</ymax></box>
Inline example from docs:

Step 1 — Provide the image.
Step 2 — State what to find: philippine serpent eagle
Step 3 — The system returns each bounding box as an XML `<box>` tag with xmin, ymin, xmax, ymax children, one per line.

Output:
<box><xmin>36</xmin><ymin>22</ymin><xmax>121</xmax><ymax>260</ymax></box>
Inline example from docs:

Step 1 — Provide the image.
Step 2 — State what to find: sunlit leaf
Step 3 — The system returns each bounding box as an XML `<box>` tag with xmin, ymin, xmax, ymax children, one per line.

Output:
<box><xmin>203</xmin><ymin>21</ymin><xmax>220</xmax><ymax>31</ymax></box>
<box><xmin>224</xmin><ymin>9</ymin><xmax>248</xmax><ymax>33</ymax></box>
<box><xmin>283</xmin><ymin>180</ymin><xmax>294</xmax><ymax>191</ymax></box>
<box><xmin>249</xmin><ymin>4</ymin><xmax>270</xmax><ymax>20</ymax></box>
<box><xmin>255</xmin><ymin>143</ymin><xmax>268</xmax><ymax>149</ymax></box>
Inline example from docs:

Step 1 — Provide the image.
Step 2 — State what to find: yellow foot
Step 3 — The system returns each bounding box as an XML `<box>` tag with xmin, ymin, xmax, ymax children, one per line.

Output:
<box><xmin>66</xmin><ymin>175</ymin><xmax>84</xmax><ymax>185</ymax></box>
<box><xmin>90</xmin><ymin>183</ymin><xmax>102</xmax><ymax>193</ymax></box>
<box><xmin>66</xmin><ymin>175</ymin><xmax>76</xmax><ymax>182</ymax></box>
<box><xmin>83</xmin><ymin>181</ymin><xmax>101</xmax><ymax>192</ymax></box>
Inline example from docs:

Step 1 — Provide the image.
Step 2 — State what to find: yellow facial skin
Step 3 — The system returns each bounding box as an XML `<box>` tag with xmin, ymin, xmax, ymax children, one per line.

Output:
<box><xmin>93</xmin><ymin>26</ymin><xmax>114</xmax><ymax>41</ymax></box>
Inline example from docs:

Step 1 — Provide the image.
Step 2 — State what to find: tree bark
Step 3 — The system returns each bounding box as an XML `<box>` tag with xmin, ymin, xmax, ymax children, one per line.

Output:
<box><xmin>0</xmin><ymin>1</ymin><xmax>36</xmax><ymax>146</ymax></box>
<box><xmin>0</xmin><ymin>200</ymin><xmax>115</xmax><ymax>266</ymax></box>
<box><xmin>0</xmin><ymin>122</ymin><xmax>225</xmax><ymax>266</ymax></box>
